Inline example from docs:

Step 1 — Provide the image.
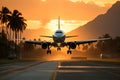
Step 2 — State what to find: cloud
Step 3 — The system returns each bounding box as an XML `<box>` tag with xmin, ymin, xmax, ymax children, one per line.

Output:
<box><xmin>1</xmin><ymin>0</ymin><xmax>115</xmax><ymax>27</ymax></box>
<box><xmin>26</xmin><ymin>19</ymin><xmax>88</xmax><ymax>32</ymax></box>
<box><xmin>69</xmin><ymin>0</ymin><xmax>118</xmax><ymax>7</ymax></box>
<box><xmin>27</xmin><ymin>20</ymin><xmax>42</xmax><ymax>29</ymax></box>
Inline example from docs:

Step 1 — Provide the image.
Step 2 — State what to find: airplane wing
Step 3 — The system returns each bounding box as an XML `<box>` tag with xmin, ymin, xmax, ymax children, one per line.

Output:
<box><xmin>23</xmin><ymin>40</ymin><xmax>43</xmax><ymax>44</ymax></box>
<box><xmin>23</xmin><ymin>40</ymin><xmax>52</xmax><ymax>45</ymax></box>
<box><xmin>67</xmin><ymin>38</ymin><xmax>111</xmax><ymax>45</ymax></box>
<box><xmin>22</xmin><ymin>38</ymin><xmax>111</xmax><ymax>54</ymax></box>
<box><xmin>23</xmin><ymin>38</ymin><xmax>110</xmax><ymax>46</ymax></box>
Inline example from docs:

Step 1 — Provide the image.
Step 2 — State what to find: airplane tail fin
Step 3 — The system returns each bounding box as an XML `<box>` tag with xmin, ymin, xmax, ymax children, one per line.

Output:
<box><xmin>58</xmin><ymin>16</ymin><xmax>60</xmax><ymax>30</ymax></box>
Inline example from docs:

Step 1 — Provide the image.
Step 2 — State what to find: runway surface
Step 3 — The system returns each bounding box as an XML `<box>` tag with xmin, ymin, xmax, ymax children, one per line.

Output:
<box><xmin>53</xmin><ymin>60</ymin><xmax>120</xmax><ymax>80</ymax></box>
<box><xmin>0</xmin><ymin>60</ymin><xmax>120</xmax><ymax>80</ymax></box>
<box><xmin>0</xmin><ymin>61</ymin><xmax>58</xmax><ymax>80</ymax></box>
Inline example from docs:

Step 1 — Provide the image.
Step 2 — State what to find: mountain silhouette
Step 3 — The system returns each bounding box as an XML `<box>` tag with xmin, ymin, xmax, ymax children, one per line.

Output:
<box><xmin>68</xmin><ymin>1</ymin><xmax>120</xmax><ymax>40</ymax></box>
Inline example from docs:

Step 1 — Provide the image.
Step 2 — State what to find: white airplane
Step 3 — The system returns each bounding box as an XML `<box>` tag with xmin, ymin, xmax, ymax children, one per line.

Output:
<box><xmin>24</xmin><ymin>17</ymin><xmax>110</xmax><ymax>54</ymax></box>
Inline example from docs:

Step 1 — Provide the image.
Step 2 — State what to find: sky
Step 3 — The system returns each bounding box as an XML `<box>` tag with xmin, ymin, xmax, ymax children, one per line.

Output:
<box><xmin>0</xmin><ymin>0</ymin><xmax>118</xmax><ymax>32</ymax></box>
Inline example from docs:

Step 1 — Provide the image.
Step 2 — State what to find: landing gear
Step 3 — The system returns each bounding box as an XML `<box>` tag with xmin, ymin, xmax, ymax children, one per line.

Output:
<box><xmin>57</xmin><ymin>47</ymin><xmax>61</xmax><ymax>51</ymax></box>
<box><xmin>67</xmin><ymin>47</ymin><xmax>72</xmax><ymax>54</ymax></box>
<box><xmin>47</xmin><ymin>50</ymin><xmax>51</xmax><ymax>54</ymax></box>
<box><xmin>67</xmin><ymin>50</ymin><xmax>72</xmax><ymax>54</ymax></box>
<box><xmin>47</xmin><ymin>46</ymin><xmax>51</xmax><ymax>54</ymax></box>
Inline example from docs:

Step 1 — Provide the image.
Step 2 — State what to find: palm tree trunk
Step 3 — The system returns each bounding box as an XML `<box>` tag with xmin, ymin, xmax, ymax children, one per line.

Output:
<box><xmin>20</xmin><ymin>31</ymin><xmax>22</xmax><ymax>42</ymax></box>
<box><xmin>17</xmin><ymin>31</ymin><xmax>19</xmax><ymax>44</ymax></box>
<box><xmin>1</xmin><ymin>25</ymin><xmax>4</xmax><ymax>33</ymax></box>
<box><xmin>15</xmin><ymin>30</ymin><xmax>17</xmax><ymax>44</ymax></box>
<box><xmin>1</xmin><ymin>24</ymin><xmax>5</xmax><ymax>38</ymax></box>
<box><xmin>12</xmin><ymin>31</ymin><xmax>15</xmax><ymax>42</ymax></box>
<box><xmin>9</xmin><ymin>28</ymin><xmax>11</xmax><ymax>40</ymax></box>
<box><xmin>5</xmin><ymin>23</ymin><xmax>9</xmax><ymax>40</ymax></box>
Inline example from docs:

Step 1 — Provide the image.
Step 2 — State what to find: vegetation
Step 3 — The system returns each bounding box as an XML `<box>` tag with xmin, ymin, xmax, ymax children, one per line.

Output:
<box><xmin>7</xmin><ymin>9</ymin><xmax>27</xmax><ymax>43</ymax></box>
<box><xmin>82</xmin><ymin>34</ymin><xmax>120</xmax><ymax>58</ymax></box>
<box><xmin>0</xmin><ymin>6</ymin><xmax>27</xmax><ymax>59</ymax></box>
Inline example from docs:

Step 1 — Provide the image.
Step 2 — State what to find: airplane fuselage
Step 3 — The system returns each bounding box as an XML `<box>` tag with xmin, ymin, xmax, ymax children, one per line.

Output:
<box><xmin>53</xmin><ymin>29</ymin><xmax>65</xmax><ymax>43</ymax></box>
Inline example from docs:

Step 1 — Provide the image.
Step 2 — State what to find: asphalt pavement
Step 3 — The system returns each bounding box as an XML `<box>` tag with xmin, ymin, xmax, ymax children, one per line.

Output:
<box><xmin>0</xmin><ymin>60</ymin><xmax>120</xmax><ymax>80</ymax></box>
<box><xmin>0</xmin><ymin>61</ymin><xmax>58</xmax><ymax>80</ymax></box>
<box><xmin>53</xmin><ymin>60</ymin><xmax>120</xmax><ymax>80</ymax></box>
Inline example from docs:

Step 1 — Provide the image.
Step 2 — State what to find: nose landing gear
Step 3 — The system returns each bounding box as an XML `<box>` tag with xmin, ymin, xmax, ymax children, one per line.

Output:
<box><xmin>67</xmin><ymin>50</ymin><xmax>72</xmax><ymax>54</ymax></box>
<box><xmin>67</xmin><ymin>47</ymin><xmax>72</xmax><ymax>54</ymax></box>
<box><xmin>47</xmin><ymin>46</ymin><xmax>51</xmax><ymax>54</ymax></box>
<box><xmin>47</xmin><ymin>50</ymin><xmax>51</xmax><ymax>54</ymax></box>
<box><xmin>57</xmin><ymin>47</ymin><xmax>61</xmax><ymax>51</ymax></box>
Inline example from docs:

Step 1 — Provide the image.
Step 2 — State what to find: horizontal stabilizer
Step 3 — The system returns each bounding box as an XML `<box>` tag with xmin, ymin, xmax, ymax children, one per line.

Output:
<box><xmin>40</xmin><ymin>35</ymin><xmax>53</xmax><ymax>38</ymax></box>
<box><xmin>66</xmin><ymin>35</ymin><xmax>78</xmax><ymax>38</ymax></box>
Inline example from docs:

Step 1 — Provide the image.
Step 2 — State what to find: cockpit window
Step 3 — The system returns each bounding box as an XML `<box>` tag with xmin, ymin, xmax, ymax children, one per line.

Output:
<box><xmin>56</xmin><ymin>31</ymin><xmax>62</xmax><ymax>33</ymax></box>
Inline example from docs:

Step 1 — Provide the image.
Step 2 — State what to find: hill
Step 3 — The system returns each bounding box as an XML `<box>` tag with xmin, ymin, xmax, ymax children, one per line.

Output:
<box><xmin>67</xmin><ymin>1</ymin><xmax>120</xmax><ymax>40</ymax></box>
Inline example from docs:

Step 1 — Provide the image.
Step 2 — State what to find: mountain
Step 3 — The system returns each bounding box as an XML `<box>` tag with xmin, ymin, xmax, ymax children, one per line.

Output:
<box><xmin>67</xmin><ymin>1</ymin><xmax>120</xmax><ymax>40</ymax></box>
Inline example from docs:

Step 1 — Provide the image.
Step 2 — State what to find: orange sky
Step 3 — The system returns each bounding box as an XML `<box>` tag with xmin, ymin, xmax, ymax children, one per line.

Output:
<box><xmin>0</xmin><ymin>0</ymin><xmax>118</xmax><ymax>32</ymax></box>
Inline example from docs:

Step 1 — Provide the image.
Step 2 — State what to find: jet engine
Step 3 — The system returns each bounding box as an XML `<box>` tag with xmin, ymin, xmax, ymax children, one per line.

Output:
<box><xmin>41</xmin><ymin>43</ymin><xmax>48</xmax><ymax>49</ymax></box>
<box><xmin>69</xmin><ymin>42</ymin><xmax>76</xmax><ymax>49</ymax></box>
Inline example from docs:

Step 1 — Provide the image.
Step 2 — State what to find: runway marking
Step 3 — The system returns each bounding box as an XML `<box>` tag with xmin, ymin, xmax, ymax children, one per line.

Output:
<box><xmin>51</xmin><ymin>62</ymin><xmax>61</xmax><ymax>80</ymax></box>
<box><xmin>57</xmin><ymin>70</ymin><xmax>96</xmax><ymax>73</ymax></box>
<box><xmin>51</xmin><ymin>70</ymin><xmax>57</xmax><ymax>80</ymax></box>
<box><xmin>52</xmin><ymin>61</ymin><xmax>120</xmax><ymax>80</ymax></box>
<box><xmin>58</xmin><ymin>66</ymin><xmax>120</xmax><ymax>69</ymax></box>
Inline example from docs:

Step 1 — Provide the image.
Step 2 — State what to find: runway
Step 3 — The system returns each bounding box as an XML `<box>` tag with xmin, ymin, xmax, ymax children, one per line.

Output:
<box><xmin>0</xmin><ymin>60</ymin><xmax>120</xmax><ymax>80</ymax></box>
<box><xmin>53</xmin><ymin>60</ymin><xmax>120</xmax><ymax>80</ymax></box>
<box><xmin>0</xmin><ymin>61</ymin><xmax>58</xmax><ymax>80</ymax></box>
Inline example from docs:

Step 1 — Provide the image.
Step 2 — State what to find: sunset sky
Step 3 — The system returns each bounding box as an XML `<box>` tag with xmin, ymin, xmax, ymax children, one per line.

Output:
<box><xmin>0</xmin><ymin>0</ymin><xmax>118</xmax><ymax>32</ymax></box>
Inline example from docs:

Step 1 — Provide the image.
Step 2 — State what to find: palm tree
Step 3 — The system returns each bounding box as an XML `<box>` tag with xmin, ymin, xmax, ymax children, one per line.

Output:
<box><xmin>0</xmin><ymin>6</ymin><xmax>11</xmax><ymax>39</ymax></box>
<box><xmin>7</xmin><ymin>10</ymin><xmax>27</xmax><ymax>58</ymax></box>
<box><xmin>7</xmin><ymin>10</ymin><xmax>27</xmax><ymax>44</ymax></box>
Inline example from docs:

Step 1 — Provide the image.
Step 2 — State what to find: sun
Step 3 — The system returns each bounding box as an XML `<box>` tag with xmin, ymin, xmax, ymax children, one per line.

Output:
<box><xmin>46</xmin><ymin>19</ymin><xmax>88</xmax><ymax>33</ymax></box>
<box><xmin>46</xmin><ymin>19</ymin><xmax>65</xmax><ymax>32</ymax></box>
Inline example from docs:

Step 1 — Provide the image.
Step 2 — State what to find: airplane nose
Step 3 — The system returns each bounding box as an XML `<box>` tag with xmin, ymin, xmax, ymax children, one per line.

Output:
<box><xmin>55</xmin><ymin>34</ymin><xmax>63</xmax><ymax>37</ymax></box>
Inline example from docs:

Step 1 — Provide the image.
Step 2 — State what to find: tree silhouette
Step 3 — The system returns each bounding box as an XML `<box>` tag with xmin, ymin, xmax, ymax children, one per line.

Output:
<box><xmin>7</xmin><ymin>10</ymin><xmax>27</xmax><ymax>44</ymax></box>
<box><xmin>0</xmin><ymin>6</ymin><xmax>11</xmax><ymax>39</ymax></box>
<box><xmin>0</xmin><ymin>30</ymin><xmax>8</xmax><ymax>58</ymax></box>
<box><xmin>0</xmin><ymin>7</ymin><xmax>27</xmax><ymax>58</ymax></box>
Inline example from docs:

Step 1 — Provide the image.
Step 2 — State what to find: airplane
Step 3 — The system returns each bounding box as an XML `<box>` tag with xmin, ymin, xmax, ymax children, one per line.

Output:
<box><xmin>24</xmin><ymin>17</ymin><xmax>110</xmax><ymax>54</ymax></box>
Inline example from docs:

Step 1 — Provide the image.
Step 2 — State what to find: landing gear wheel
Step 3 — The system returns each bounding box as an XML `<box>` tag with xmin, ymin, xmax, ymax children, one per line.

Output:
<box><xmin>47</xmin><ymin>50</ymin><xmax>51</xmax><ymax>54</ymax></box>
<box><xmin>67</xmin><ymin>50</ymin><xmax>72</xmax><ymax>54</ymax></box>
<box><xmin>57</xmin><ymin>47</ymin><xmax>61</xmax><ymax>51</ymax></box>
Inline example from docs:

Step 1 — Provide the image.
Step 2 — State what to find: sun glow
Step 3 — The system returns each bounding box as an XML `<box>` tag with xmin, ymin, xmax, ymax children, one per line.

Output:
<box><xmin>25</xmin><ymin>19</ymin><xmax>88</xmax><ymax>33</ymax></box>
<box><xmin>27</xmin><ymin>20</ymin><xmax>42</xmax><ymax>29</ymax></box>
<box><xmin>41</xmin><ymin>0</ymin><xmax>46</xmax><ymax>2</ymax></box>
<box><xmin>46</xmin><ymin>19</ymin><xmax>88</xmax><ymax>33</ymax></box>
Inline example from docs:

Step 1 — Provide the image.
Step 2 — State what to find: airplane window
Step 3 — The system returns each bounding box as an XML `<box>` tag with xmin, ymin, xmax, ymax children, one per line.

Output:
<box><xmin>56</xmin><ymin>31</ymin><xmax>62</xmax><ymax>33</ymax></box>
